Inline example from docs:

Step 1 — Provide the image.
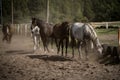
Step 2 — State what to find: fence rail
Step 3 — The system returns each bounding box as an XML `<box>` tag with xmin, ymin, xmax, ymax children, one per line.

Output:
<box><xmin>12</xmin><ymin>23</ymin><xmax>31</xmax><ymax>36</ymax></box>
<box><xmin>12</xmin><ymin>21</ymin><xmax>120</xmax><ymax>36</ymax></box>
<box><xmin>90</xmin><ymin>21</ymin><xmax>120</xmax><ymax>28</ymax></box>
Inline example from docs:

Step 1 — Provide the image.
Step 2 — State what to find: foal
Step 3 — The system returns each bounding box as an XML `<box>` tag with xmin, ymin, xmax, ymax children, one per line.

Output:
<box><xmin>31</xmin><ymin>25</ymin><xmax>41</xmax><ymax>52</ymax></box>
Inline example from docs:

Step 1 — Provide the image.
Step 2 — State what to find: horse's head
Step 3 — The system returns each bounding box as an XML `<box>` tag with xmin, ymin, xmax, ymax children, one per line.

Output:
<box><xmin>97</xmin><ymin>45</ymin><xmax>103</xmax><ymax>55</ymax></box>
<box><xmin>62</xmin><ymin>21</ymin><xmax>70</xmax><ymax>32</ymax></box>
<box><xmin>95</xmin><ymin>38</ymin><xmax>103</xmax><ymax>55</ymax></box>
<box><xmin>31</xmin><ymin>18</ymin><xmax>38</xmax><ymax>32</ymax></box>
<box><xmin>62</xmin><ymin>21</ymin><xmax>69</xmax><ymax>27</ymax></box>
<box><xmin>32</xmin><ymin>17</ymin><xmax>37</xmax><ymax>26</ymax></box>
<box><xmin>87</xmin><ymin>24</ymin><xmax>103</xmax><ymax>55</ymax></box>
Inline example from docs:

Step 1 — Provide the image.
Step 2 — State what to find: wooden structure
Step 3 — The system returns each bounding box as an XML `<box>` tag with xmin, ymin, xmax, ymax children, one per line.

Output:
<box><xmin>12</xmin><ymin>23</ymin><xmax>31</xmax><ymax>36</ymax></box>
<box><xmin>90</xmin><ymin>21</ymin><xmax>120</xmax><ymax>28</ymax></box>
<box><xmin>118</xmin><ymin>28</ymin><xmax>120</xmax><ymax>47</ymax></box>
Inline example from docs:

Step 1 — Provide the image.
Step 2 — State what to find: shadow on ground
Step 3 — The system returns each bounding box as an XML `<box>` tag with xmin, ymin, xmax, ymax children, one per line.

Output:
<box><xmin>4</xmin><ymin>50</ymin><xmax>33</xmax><ymax>55</ymax></box>
<box><xmin>28</xmin><ymin>54</ymin><xmax>73</xmax><ymax>62</ymax></box>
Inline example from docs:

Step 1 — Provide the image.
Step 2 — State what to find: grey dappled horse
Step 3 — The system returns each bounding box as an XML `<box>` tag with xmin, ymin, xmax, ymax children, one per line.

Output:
<box><xmin>70</xmin><ymin>22</ymin><xmax>103</xmax><ymax>59</ymax></box>
<box><xmin>31</xmin><ymin>25</ymin><xmax>40</xmax><ymax>52</ymax></box>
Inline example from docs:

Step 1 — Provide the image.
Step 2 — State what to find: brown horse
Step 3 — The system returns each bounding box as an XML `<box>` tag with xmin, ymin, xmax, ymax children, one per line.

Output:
<box><xmin>52</xmin><ymin>21</ymin><xmax>70</xmax><ymax>56</ymax></box>
<box><xmin>31</xmin><ymin>18</ymin><xmax>53</xmax><ymax>52</ymax></box>
<box><xmin>2</xmin><ymin>24</ymin><xmax>13</xmax><ymax>43</ymax></box>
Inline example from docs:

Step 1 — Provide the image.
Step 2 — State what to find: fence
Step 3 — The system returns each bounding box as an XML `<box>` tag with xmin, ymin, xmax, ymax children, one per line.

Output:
<box><xmin>118</xmin><ymin>28</ymin><xmax>120</xmax><ymax>47</ymax></box>
<box><xmin>12</xmin><ymin>23</ymin><xmax>31</xmax><ymax>36</ymax></box>
<box><xmin>12</xmin><ymin>21</ymin><xmax>120</xmax><ymax>36</ymax></box>
<box><xmin>90</xmin><ymin>21</ymin><xmax>120</xmax><ymax>28</ymax></box>
<box><xmin>12</xmin><ymin>21</ymin><xmax>120</xmax><ymax>47</ymax></box>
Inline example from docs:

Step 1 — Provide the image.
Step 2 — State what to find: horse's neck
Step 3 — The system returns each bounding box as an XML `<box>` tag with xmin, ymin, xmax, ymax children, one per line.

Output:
<box><xmin>87</xmin><ymin>24</ymin><xmax>101</xmax><ymax>48</ymax></box>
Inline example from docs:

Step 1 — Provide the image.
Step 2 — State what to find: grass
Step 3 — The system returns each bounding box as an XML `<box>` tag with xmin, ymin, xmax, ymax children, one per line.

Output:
<box><xmin>95</xmin><ymin>28</ymin><xmax>118</xmax><ymax>35</ymax></box>
<box><xmin>95</xmin><ymin>28</ymin><xmax>118</xmax><ymax>46</ymax></box>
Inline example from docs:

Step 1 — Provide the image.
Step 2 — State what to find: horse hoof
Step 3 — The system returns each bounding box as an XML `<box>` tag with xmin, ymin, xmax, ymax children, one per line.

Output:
<box><xmin>51</xmin><ymin>49</ymin><xmax>54</xmax><ymax>52</ymax></box>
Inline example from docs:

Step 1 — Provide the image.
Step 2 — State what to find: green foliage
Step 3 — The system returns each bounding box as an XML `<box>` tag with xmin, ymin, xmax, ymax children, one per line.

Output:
<box><xmin>1</xmin><ymin>0</ymin><xmax>120</xmax><ymax>23</ymax></box>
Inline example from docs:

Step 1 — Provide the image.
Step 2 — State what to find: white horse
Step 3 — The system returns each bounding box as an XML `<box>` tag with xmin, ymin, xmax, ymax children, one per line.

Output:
<box><xmin>70</xmin><ymin>22</ymin><xmax>103</xmax><ymax>59</ymax></box>
<box><xmin>31</xmin><ymin>26</ymin><xmax>41</xmax><ymax>52</ymax></box>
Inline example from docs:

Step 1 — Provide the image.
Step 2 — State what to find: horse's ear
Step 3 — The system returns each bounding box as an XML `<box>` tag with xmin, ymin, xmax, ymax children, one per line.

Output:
<box><xmin>32</xmin><ymin>17</ymin><xmax>36</xmax><ymax>21</ymax></box>
<box><xmin>61</xmin><ymin>21</ymin><xmax>68</xmax><ymax>26</ymax></box>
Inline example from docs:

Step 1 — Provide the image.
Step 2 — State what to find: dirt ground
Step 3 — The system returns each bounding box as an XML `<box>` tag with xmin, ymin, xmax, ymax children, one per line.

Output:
<box><xmin>0</xmin><ymin>32</ymin><xmax>120</xmax><ymax>80</ymax></box>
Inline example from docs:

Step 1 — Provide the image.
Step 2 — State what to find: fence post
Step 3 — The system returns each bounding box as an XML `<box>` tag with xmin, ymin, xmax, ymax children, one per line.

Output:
<box><xmin>17</xmin><ymin>24</ymin><xmax>20</xmax><ymax>35</ymax></box>
<box><xmin>25</xmin><ymin>24</ymin><xmax>27</xmax><ymax>36</ymax></box>
<box><xmin>118</xmin><ymin>28</ymin><xmax>120</xmax><ymax>48</ymax></box>
<box><xmin>106</xmin><ymin>22</ymin><xmax>108</xmax><ymax>29</ymax></box>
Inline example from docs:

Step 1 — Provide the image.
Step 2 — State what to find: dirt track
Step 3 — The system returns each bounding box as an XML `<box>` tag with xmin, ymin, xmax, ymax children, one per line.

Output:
<box><xmin>0</xmin><ymin>33</ymin><xmax>120</xmax><ymax>80</ymax></box>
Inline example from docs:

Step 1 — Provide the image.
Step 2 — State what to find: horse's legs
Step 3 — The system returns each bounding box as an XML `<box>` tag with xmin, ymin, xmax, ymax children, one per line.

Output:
<box><xmin>37</xmin><ymin>35</ymin><xmax>40</xmax><ymax>49</ymax></box>
<box><xmin>44</xmin><ymin>37</ymin><xmax>49</xmax><ymax>52</ymax></box>
<box><xmin>8</xmin><ymin>34</ymin><xmax>12</xmax><ymax>43</ymax></box>
<box><xmin>41</xmin><ymin>37</ymin><xmax>47</xmax><ymax>52</ymax></box>
<box><xmin>33</xmin><ymin>36</ymin><xmax>37</xmax><ymax>51</ymax></box>
<box><xmin>65</xmin><ymin>37</ymin><xmax>69</xmax><ymax>56</ymax></box>
<box><xmin>46</xmin><ymin>44</ymin><xmax>49</xmax><ymax>52</ymax></box>
<box><xmin>2</xmin><ymin>34</ymin><xmax>7</xmax><ymax>42</ymax></box>
<box><xmin>50</xmin><ymin>38</ymin><xmax>54</xmax><ymax>50</ymax></box>
<box><xmin>58</xmin><ymin>39</ymin><xmax>61</xmax><ymax>54</ymax></box>
<box><xmin>78</xmin><ymin>41</ymin><xmax>83</xmax><ymax>59</ymax></box>
<box><xmin>84</xmin><ymin>40</ymin><xmax>88</xmax><ymax>60</ymax></box>
<box><xmin>55</xmin><ymin>38</ymin><xmax>59</xmax><ymax>54</ymax></box>
<box><xmin>61</xmin><ymin>40</ymin><xmax>64</xmax><ymax>56</ymax></box>
<box><xmin>71</xmin><ymin>37</ymin><xmax>75</xmax><ymax>58</ymax></box>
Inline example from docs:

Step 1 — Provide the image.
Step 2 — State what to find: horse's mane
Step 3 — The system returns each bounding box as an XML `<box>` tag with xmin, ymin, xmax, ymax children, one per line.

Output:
<box><xmin>86</xmin><ymin>23</ymin><xmax>102</xmax><ymax>49</ymax></box>
<box><xmin>86</xmin><ymin>23</ymin><xmax>97</xmax><ymax>40</ymax></box>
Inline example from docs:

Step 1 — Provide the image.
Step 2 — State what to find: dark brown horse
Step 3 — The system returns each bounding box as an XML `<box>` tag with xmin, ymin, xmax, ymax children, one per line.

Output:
<box><xmin>52</xmin><ymin>21</ymin><xmax>70</xmax><ymax>56</ymax></box>
<box><xmin>2</xmin><ymin>24</ymin><xmax>13</xmax><ymax>43</ymax></box>
<box><xmin>31</xmin><ymin>18</ymin><xmax>53</xmax><ymax>52</ymax></box>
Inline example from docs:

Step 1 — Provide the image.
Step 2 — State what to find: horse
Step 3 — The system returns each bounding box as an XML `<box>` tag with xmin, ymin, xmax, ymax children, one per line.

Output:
<box><xmin>70</xmin><ymin>22</ymin><xmax>103</xmax><ymax>59</ymax></box>
<box><xmin>52</xmin><ymin>21</ymin><xmax>70</xmax><ymax>56</ymax></box>
<box><xmin>2</xmin><ymin>24</ymin><xmax>13</xmax><ymax>43</ymax></box>
<box><xmin>31</xmin><ymin>25</ymin><xmax>41</xmax><ymax>52</ymax></box>
<box><xmin>31</xmin><ymin>17</ymin><xmax>53</xmax><ymax>52</ymax></box>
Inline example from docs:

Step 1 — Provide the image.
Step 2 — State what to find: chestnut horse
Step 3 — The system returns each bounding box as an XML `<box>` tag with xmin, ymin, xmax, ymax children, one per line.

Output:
<box><xmin>2</xmin><ymin>24</ymin><xmax>12</xmax><ymax>43</ymax></box>
<box><xmin>31</xmin><ymin>18</ymin><xmax>53</xmax><ymax>52</ymax></box>
<box><xmin>52</xmin><ymin>21</ymin><xmax>70</xmax><ymax>56</ymax></box>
